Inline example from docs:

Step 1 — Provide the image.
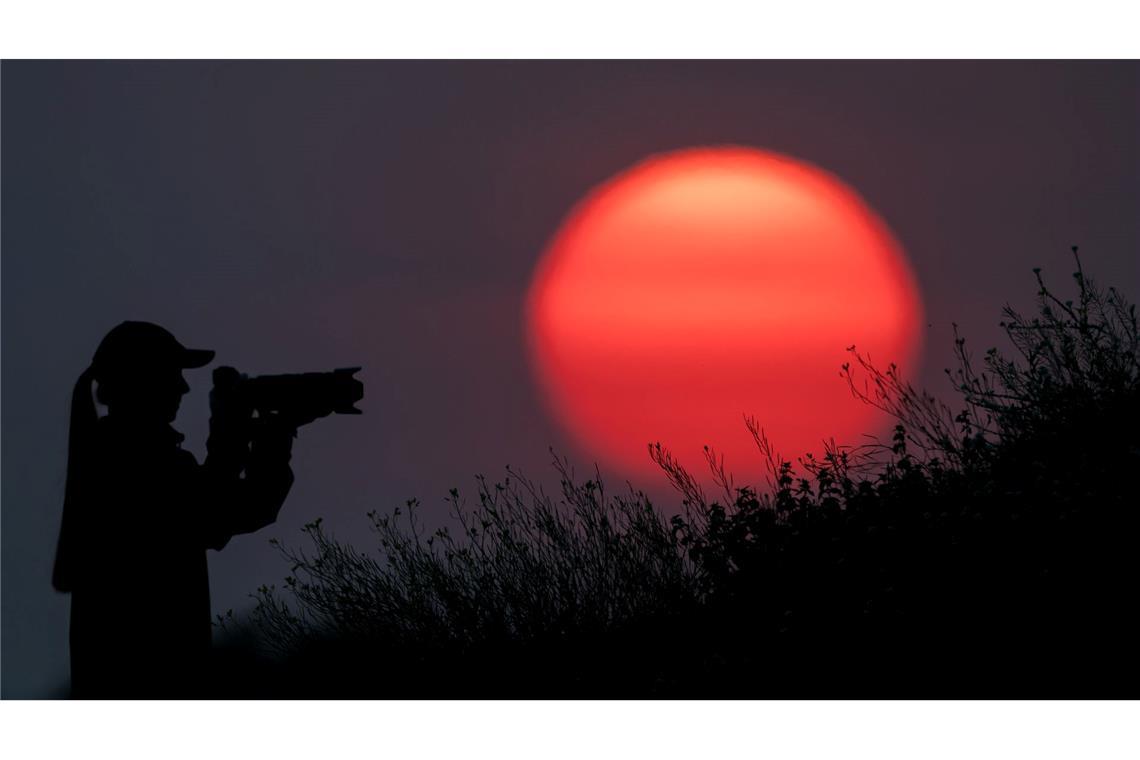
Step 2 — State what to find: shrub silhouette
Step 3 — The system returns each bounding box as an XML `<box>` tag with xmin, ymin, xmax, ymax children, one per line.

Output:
<box><xmin>238</xmin><ymin>249</ymin><xmax>1139</xmax><ymax>697</ymax></box>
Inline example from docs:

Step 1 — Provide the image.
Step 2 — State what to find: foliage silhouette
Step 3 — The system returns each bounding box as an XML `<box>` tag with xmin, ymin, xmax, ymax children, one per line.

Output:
<box><xmin>238</xmin><ymin>249</ymin><xmax>1139</xmax><ymax>697</ymax></box>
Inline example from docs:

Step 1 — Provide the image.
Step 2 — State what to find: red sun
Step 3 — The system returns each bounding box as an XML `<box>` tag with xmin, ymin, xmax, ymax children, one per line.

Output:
<box><xmin>525</xmin><ymin>146</ymin><xmax>923</xmax><ymax>483</ymax></box>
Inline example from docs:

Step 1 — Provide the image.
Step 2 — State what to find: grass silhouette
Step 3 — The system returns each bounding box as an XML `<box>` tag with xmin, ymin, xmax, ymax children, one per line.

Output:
<box><xmin>225</xmin><ymin>249</ymin><xmax>1139</xmax><ymax>697</ymax></box>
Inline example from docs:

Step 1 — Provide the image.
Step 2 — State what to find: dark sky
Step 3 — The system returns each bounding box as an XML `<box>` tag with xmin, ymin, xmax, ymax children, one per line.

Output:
<box><xmin>3</xmin><ymin>61</ymin><xmax>1137</xmax><ymax>697</ymax></box>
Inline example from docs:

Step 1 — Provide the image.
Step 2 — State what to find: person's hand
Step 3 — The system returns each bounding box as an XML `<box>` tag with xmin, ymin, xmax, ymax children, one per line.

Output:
<box><xmin>249</xmin><ymin>412</ymin><xmax>297</xmax><ymax>464</ymax></box>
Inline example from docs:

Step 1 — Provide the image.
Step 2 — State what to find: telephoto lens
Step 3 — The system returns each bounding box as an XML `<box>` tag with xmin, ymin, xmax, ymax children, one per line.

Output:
<box><xmin>212</xmin><ymin>366</ymin><xmax>364</xmax><ymax>426</ymax></box>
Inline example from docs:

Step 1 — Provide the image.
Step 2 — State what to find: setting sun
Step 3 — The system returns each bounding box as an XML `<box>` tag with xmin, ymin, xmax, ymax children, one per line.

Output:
<box><xmin>526</xmin><ymin>146</ymin><xmax>924</xmax><ymax>481</ymax></box>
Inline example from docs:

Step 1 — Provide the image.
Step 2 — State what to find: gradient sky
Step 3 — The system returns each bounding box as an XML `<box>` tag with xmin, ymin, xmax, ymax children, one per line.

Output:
<box><xmin>3</xmin><ymin>61</ymin><xmax>1137</xmax><ymax>697</ymax></box>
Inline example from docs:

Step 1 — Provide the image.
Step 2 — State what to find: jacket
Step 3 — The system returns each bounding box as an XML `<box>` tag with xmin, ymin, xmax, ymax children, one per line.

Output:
<box><xmin>60</xmin><ymin>412</ymin><xmax>294</xmax><ymax>698</ymax></box>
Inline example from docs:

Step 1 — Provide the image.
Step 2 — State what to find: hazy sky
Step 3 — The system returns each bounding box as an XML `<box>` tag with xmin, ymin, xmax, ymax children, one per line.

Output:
<box><xmin>3</xmin><ymin>61</ymin><xmax>1137</xmax><ymax>697</ymax></box>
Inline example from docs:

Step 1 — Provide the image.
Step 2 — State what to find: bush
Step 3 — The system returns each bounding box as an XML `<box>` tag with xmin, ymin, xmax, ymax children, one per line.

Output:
<box><xmin>243</xmin><ymin>460</ymin><xmax>699</xmax><ymax>696</ymax></box>
<box><xmin>240</xmin><ymin>249</ymin><xmax>1139</xmax><ymax>696</ymax></box>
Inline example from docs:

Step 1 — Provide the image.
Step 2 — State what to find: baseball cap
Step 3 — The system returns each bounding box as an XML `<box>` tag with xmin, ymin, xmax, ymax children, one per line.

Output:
<box><xmin>91</xmin><ymin>321</ymin><xmax>215</xmax><ymax>375</ymax></box>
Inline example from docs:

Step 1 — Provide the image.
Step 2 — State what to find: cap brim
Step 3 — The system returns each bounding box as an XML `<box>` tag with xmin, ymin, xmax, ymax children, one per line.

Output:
<box><xmin>181</xmin><ymin>349</ymin><xmax>216</xmax><ymax>368</ymax></box>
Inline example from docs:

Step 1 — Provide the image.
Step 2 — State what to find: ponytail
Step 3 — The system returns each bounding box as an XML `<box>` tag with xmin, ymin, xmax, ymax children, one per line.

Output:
<box><xmin>52</xmin><ymin>365</ymin><xmax>98</xmax><ymax>593</ymax></box>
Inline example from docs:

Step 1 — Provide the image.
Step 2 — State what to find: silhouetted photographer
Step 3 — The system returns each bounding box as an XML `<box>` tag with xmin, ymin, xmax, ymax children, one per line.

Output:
<box><xmin>52</xmin><ymin>321</ymin><xmax>362</xmax><ymax>698</ymax></box>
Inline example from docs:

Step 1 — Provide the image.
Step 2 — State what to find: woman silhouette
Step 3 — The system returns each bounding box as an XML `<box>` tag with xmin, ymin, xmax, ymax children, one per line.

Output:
<box><xmin>53</xmin><ymin>321</ymin><xmax>296</xmax><ymax>698</ymax></box>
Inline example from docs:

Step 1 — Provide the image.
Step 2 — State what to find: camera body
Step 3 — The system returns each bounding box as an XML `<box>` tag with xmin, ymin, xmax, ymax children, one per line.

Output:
<box><xmin>211</xmin><ymin>365</ymin><xmax>363</xmax><ymax>426</ymax></box>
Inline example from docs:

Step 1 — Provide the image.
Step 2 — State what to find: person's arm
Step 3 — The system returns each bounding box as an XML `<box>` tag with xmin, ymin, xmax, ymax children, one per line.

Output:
<box><xmin>198</xmin><ymin>401</ymin><xmax>296</xmax><ymax>551</ymax></box>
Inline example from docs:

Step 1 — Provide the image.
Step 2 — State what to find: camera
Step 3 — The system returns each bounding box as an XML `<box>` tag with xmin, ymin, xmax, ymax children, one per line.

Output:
<box><xmin>211</xmin><ymin>365</ymin><xmax>364</xmax><ymax>426</ymax></box>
